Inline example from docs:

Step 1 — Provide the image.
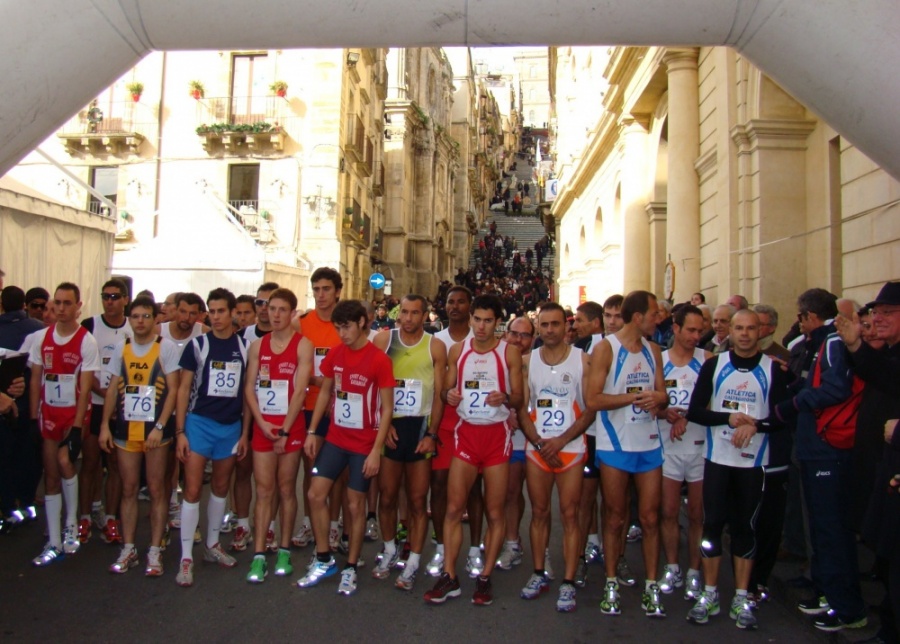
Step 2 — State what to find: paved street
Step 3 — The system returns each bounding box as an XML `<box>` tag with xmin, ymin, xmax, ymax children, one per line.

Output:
<box><xmin>0</xmin><ymin>488</ymin><xmax>826</xmax><ymax>643</ymax></box>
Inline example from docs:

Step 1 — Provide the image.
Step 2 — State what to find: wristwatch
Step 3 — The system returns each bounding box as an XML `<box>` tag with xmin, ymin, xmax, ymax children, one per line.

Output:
<box><xmin>277</xmin><ymin>429</ymin><xmax>289</xmax><ymax>437</ymax></box>
<box><xmin>153</xmin><ymin>422</ymin><xmax>164</xmax><ymax>432</ymax></box>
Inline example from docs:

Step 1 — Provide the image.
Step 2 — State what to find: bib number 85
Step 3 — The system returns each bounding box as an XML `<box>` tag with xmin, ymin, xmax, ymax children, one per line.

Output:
<box><xmin>216</xmin><ymin>371</ymin><xmax>236</xmax><ymax>389</ymax></box>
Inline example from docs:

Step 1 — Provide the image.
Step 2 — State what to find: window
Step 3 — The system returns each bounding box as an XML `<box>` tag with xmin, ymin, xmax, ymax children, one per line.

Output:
<box><xmin>231</xmin><ymin>54</ymin><xmax>269</xmax><ymax>124</ymax></box>
<box><xmin>88</xmin><ymin>166</ymin><xmax>118</xmax><ymax>215</ymax></box>
<box><xmin>529</xmin><ymin>65</ymin><xmax>537</xmax><ymax>79</ymax></box>
<box><xmin>228</xmin><ymin>164</ymin><xmax>260</xmax><ymax>211</ymax></box>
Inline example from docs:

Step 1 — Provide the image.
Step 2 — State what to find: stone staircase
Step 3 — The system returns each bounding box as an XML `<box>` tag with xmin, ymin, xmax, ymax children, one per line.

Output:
<box><xmin>470</xmin><ymin>214</ymin><xmax>553</xmax><ymax>272</ymax></box>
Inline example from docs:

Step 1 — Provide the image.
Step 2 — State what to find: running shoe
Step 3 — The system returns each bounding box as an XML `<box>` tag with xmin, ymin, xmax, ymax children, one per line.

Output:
<box><xmin>297</xmin><ymin>556</ymin><xmax>337</xmax><ymax>587</ymax></box>
<box><xmin>813</xmin><ymin>609</ymin><xmax>867</xmax><ymax>632</ymax></box>
<box><xmin>204</xmin><ymin>542</ymin><xmax>237</xmax><ymax>568</ymax></box>
<box><xmin>77</xmin><ymin>517</ymin><xmax>91</xmax><ymax>544</ymax></box>
<box><xmin>337</xmin><ymin>567</ymin><xmax>358</xmax><ymax>596</ymax></box>
<box><xmin>395</xmin><ymin>565</ymin><xmax>417</xmax><ymax>591</ymax></box>
<box><xmin>557</xmin><ymin>582</ymin><xmax>577</xmax><ymax>613</ymax></box>
<box><xmin>395</xmin><ymin>542</ymin><xmax>411</xmax><ymax>569</ymax></box>
<box><xmin>626</xmin><ymin>524</ymin><xmax>643</xmax><ymax>542</ymax></box>
<box><xmin>544</xmin><ymin>548</ymin><xmax>554</xmax><ymax>580</ymax></box>
<box><xmin>585</xmin><ymin>542</ymin><xmax>603</xmax><ymax>565</ymax></box>
<box><xmin>220</xmin><ymin>511</ymin><xmax>235</xmax><ymax>534</ymax></box>
<box><xmin>145</xmin><ymin>549</ymin><xmax>164</xmax><ymax>577</ymax></box>
<box><xmin>373</xmin><ymin>547</ymin><xmax>401</xmax><ymax>579</ymax></box>
<box><xmin>797</xmin><ymin>595</ymin><xmax>830</xmax><ymax>615</ymax></box>
<box><xmin>642</xmin><ymin>582</ymin><xmax>667</xmax><ymax>618</ymax></box>
<box><xmin>328</xmin><ymin>525</ymin><xmax>341</xmax><ymax>552</ymax></box>
<box><xmin>247</xmin><ymin>556</ymin><xmax>267</xmax><ymax>583</ymax></box>
<box><xmin>496</xmin><ymin>542</ymin><xmax>524</xmax><ymax>570</ymax></box>
<box><xmin>364</xmin><ymin>517</ymin><xmax>379</xmax><ymax>542</ymax></box>
<box><xmin>687</xmin><ymin>591</ymin><xmax>720</xmax><ymax>624</ymax></box>
<box><xmin>660</xmin><ymin>567</ymin><xmax>684</xmax><ymax>594</ymax></box>
<box><xmin>102</xmin><ymin>518</ymin><xmax>123</xmax><ymax>544</ymax></box>
<box><xmin>472</xmin><ymin>576</ymin><xmax>493</xmax><ymax>606</ymax></box>
<box><xmin>426</xmin><ymin>550</ymin><xmax>444</xmax><ymax>577</ymax></box>
<box><xmin>616</xmin><ymin>556</ymin><xmax>636</xmax><ymax>586</ymax></box>
<box><xmin>231</xmin><ymin>525</ymin><xmax>252</xmax><ymax>551</ymax></box>
<box><xmin>684</xmin><ymin>571</ymin><xmax>702</xmax><ymax>600</ymax></box>
<box><xmin>32</xmin><ymin>543</ymin><xmax>64</xmax><ymax>567</ymax></box>
<box><xmin>24</xmin><ymin>505</ymin><xmax>38</xmax><ymax>522</ymax></box>
<box><xmin>520</xmin><ymin>572</ymin><xmax>550</xmax><ymax>599</ymax></box>
<box><xmin>730</xmin><ymin>596</ymin><xmax>758</xmax><ymax>630</ymax></box>
<box><xmin>62</xmin><ymin>524</ymin><xmax>81</xmax><ymax>554</ymax></box>
<box><xmin>274</xmin><ymin>549</ymin><xmax>293</xmax><ymax>576</ymax></box>
<box><xmin>424</xmin><ymin>572</ymin><xmax>461</xmax><ymax>604</ymax></box>
<box><xmin>137</xmin><ymin>486</ymin><xmax>151</xmax><ymax>501</ymax></box>
<box><xmin>291</xmin><ymin>523</ymin><xmax>313</xmax><ymax>548</ymax></box>
<box><xmin>600</xmin><ymin>580</ymin><xmax>621</xmax><ymax>615</ymax></box>
<box><xmin>466</xmin><ymin>552</ymin><xmax>485</xmax><ymax>578</ymax></box>
<box><xmin>265</xmin><ymin>529</ymin><xmax>278</xmax><ymax>553</ymax></box>
<box><xmin>168</xmin><ymin>499</ymin><xmax>181</xmax><ymax>518</ymax></box>
<box><xmin>91</xmin><ymin>505</ymin><xmax>106</xmax><ymax>531</ymax></box>
<box><xmin>176</xmin><ymin>558</ymin><xmax>194</xmax><ymax>587</ymax></box>
<box><xmin>574</xmin><ymin>557</ymin><xmax>589</xmax><ymax>588</ymax></box>
<box><xmin>110</xmin><ymin>546</ymin><xmax>139</xmax><ymax>574</ymax></box>
<box><xmin>396</xmin><ymin>522</ymin><xmax>409</xmax><ymax>542</ymax></box>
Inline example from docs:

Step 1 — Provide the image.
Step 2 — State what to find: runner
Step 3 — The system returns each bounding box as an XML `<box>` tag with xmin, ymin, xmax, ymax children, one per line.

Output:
<box><xmin>372</xmin><ymin>294</ymin><xmax>446</xmax><ymax>590</ymax></box>
<box><xmin>78</xmin><ymin>278</ymin><xmax>132</xmax><ymax>546</ymax></box>
<box><xmin>586</xmin><ymin>290</ymin><xmax>668</xmax><ymax>617</ymax></box>
<box><xmin>98</xmin><ymin>295</ymin><xmax>180</xmax><ymax>576</ymax></box>
<box><xmin>425</xmin><ymin>294</ymin><xmax>524</xmax><ymax>606</ymax></box>
<box><xmin>296</xmin><ymin>300</ymin><xmax>394</xmax><ymax>596</ymax></box>
<box><xmin>658</xmin><ymin>304</ymin><xmax>710</xmax><ymax>599</ymax></box>
<box><xmin>243</xmin><ymin>288</ymin><xmax>308</xmax><ymax>582</ymax></box>
<box><xmin>234</xmin><ymin>295</ymin><xmax>257</xmax><ymax>330</ymax></box>
<box><xmin>517</xmin><ymin>303</ymin><xmax>594</xmax><ymax>612</ymax></box>
<box><xmin>29</xmin><ymin>282</ymin><xmax>100</xmax><ymax>566</ymax></box>
<box><xmin>174</xmin><ymin>288</ymin><xmax>250</xmax><ymax>587</ymax></box>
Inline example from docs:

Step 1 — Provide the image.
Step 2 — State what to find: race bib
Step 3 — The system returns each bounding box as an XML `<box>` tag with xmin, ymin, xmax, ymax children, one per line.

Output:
<box><xmin>462</xmin><ymin>379</ymin><xmax>497</xmax><ymax>419</ymax></box>
<box><xmin>723</xmin><ymin>398</ymin><xmax>757</xmax><ymax>417</ymax></box>
<box><xmin>258</xmin><ymin>379</ymin><xmax>289</xmax><ymax>415</ymax></box>
<box><xmin>45</xmin><ymin>373</ymin><xmax>76</xmax><ymax>407</ymax></box>
<box><xmin>208</xmin><ymin>361</ymin><xmax>241</xmax><ymax>398</ymax></box>
<box><xmin>334</xmin><ymin>390</ymin><xmax>363</xmax><ymax>429</ymax></box>
<box><xmin>314</xmin><ymin>348</ymin><xmax>329</xmax><ymax>378</ymax></box>
<box><xmin>393</xmin><ymin>379</ymin><xmax>423</xmax><ymax>416</ymax></box>
<box><xmin>665</xmin><ymin>379</ymin><xmax>692</xmax><ymax>408</ymax></box>
<box><xmin>535</xmin><ymin>397</ymin><xmax>573</xmax><ymax>437</ymax></box>
<box><xmin>124</xmin><ymin>385</ymin><xmax>155</xmax><ymax>422</ymax></box>
<box><xmin>627</xmin><ymin>386</ymin><xmax>652</xmax><ymax>423</ymax></box>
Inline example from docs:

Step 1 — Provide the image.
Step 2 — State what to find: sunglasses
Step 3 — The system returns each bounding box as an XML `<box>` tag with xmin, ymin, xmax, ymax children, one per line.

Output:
<box><xmin>102</xmin><ymin>293</ymin><xmax>124</xmax><ymax>301</ymax></box>
<box><xmin>28</xmin><ymin>301</ymin><xmax>47</xmax><ymax>310</ymax></box>
<box><xmin>254</xmin><ymin>298</ymin><xmax>269</xmax><ymax>308</ymax></box>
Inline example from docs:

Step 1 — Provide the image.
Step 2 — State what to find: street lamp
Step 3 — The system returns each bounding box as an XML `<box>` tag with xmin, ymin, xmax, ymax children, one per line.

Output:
<box><xmin>305</xmin><ymin>185</ymin><xmax>335</xmax><ymax>228</ymax></box>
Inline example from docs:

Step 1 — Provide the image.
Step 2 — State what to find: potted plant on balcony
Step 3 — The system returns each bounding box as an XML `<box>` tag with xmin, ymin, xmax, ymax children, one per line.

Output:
<box><xmin>270</xmin><ymin>80</ymin><xmax>288</xmax><ymax>98</ymax></box>
<box><xmin>189</xmin><ymin>80</ymin><xmax>205</xmax><ymax>100</ymax></box>
<box><xmin>126</xmin><ymin>82</ymin><xmax>144</xmax><ymax>102</ymax></box>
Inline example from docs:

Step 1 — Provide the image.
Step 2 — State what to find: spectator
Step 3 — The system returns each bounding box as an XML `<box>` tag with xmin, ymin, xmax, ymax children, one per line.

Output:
<box><xmin>24</xmin><ymin>287</ymin><xmax>49</xmax><ymax>322</ymax></box>
<box><xmin>752</xmin><ymin>304</ymin><xmax>791</xmax><ymax>361</ymax></box>
<box><xmin>370</xmin><ymin>304</ymin><xmax>395</xmax><ymax>331</ymax></box>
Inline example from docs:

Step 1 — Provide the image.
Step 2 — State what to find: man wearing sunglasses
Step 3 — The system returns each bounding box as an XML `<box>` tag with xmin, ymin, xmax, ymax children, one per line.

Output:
<box><xmin>78</xmin><ymin>279</ymin><xmax>132</xmax><ymax>547</ymax></box>
<box><xmin>242</xmin><ymin>282</ymin><xmax>278</xmax><ymax>343</ymax></box>
<box><xmin>25</xmin><ymin>287</ymin><xmax>50</xmax><ymax>322</ymax></box>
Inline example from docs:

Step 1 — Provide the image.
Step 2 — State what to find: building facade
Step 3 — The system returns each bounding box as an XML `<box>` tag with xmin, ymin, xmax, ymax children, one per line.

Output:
<box><xmin>550</xmin><ymin>45</ymin><xmax>900</xmax><ymax>317</ymax></box>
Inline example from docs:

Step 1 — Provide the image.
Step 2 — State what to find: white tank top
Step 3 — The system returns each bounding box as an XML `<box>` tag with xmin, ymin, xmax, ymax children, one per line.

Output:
<box><xmin>707</xmin><ymin>352</ymin><xmax>773</xmax><ymax>468</ymax></box>
<box><xmin>660</xmin><ymin>347</ymin><xmax>707</xmax><ymax>456</ymax></box>
<box><xmin>585</xmin><ymin>332</ymin><xmax>606</xmax><ymax>437</ymax></box>
<box><xmin>595</xmin><ymin>335</ymin><xmax>661</xmax><ymax>453</ymax></box>
<box><xmin>88</xmin><ymin>315</ymin><xmax>132</xmax><ymax>405</ymax></box>
<box><xmin>434</xmin><ymin>327</ymin><xmax>473</xmax><ymax>352</ymax></box>
<box><xmin>160</xmin><ymin>322</ymin><xmax>204</xmax><ymax>352</ymax></box>
<box><xmin>527</xmin><ymin>345</ymin><xmax>585</xmax><ymax>454</ymax></box>
<box><xmin>455</xmin><ymin>338</ymin><xmax>511</xmax><ymax>425</ymax></box>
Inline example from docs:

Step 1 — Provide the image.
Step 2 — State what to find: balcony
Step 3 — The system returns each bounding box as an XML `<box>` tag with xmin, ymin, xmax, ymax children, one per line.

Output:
<box><xmin>57</xmin><ymin>102</ymin><xmax>147</xmax><ymax>155</ymax></box>
<box><xmin>372</xmin><ymin>160</ymin><xmax>385</xmax><ymax>197</ymax></box>
<box><xmin>227</xmin><ymin>200</ymin><xmax>274</xmax><ymax>243</ymax></box>
<box><xmin>341</xmin><ymin>199</ymin><xmax>371</xmax><ymax>248</ymax></box>
<box><xmin>356</xmin><ymin>138</ymin><xmax>374</xmax><ymax>177</ymax></box>
<box><xmin>195</xmin><ymin>96</ymin><xmax>287</xmax><ymax>153</ymax></box>
<box><xmin>345</xmin><ymin>115</ymin><xmax>365</xmax><ymax>163</ymax></box>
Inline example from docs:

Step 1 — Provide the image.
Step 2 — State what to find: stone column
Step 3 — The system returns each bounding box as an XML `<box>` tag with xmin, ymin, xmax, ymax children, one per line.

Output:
<box><xmin>663</xmin><ymin>48</ymin><xmax>701</xmax><ymax>301</ymax></box>
<box><xmin>413</xmin><ymin>127</ymin><xmax>436</xmax><ymax>295</ymax></box>
<box><xmin>621</xmin><ymin>116</ymin><xmax>651</xmax><ymax>293</ymax></box>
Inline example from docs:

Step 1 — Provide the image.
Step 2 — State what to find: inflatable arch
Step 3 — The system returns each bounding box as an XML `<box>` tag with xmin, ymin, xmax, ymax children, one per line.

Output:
<box><xmin>2</xmin><ymin>0</ymin><xmax>898</xmax><ymax>181</ymax></box>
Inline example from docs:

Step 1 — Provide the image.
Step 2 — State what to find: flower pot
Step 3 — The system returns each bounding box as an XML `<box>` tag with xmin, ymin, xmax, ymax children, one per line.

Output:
<box><xmin>191</xmin><ymin>89</ymin><xmax>202</xmax><ymax>100</ymax></box>
<box><xmin>131</xmin><ymin>93</ymin><xmax>141</xmax><ymax>102</ymax></box>
<box><xmin>276</xmin><ymin>89</ymin><xmax>287</xmax><ymax>98</ymax></box>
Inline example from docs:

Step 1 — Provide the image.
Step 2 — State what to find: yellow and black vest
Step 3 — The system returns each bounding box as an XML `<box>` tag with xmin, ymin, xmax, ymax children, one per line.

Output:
<box><xmin>114</xmin><ymin>337</ymin><xmax>170</xmax><ymax>441</ymax></box>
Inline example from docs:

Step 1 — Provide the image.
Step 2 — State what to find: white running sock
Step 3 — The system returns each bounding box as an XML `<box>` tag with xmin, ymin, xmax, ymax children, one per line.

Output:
<box><xmin>383</xmin><ymin>539</ymin><xmax>397</xmax><ymax>556</ymax></box>
<box><xmin>268</xmin><ymin>520</ymin><xmax>276</xmax><ymax>531</ymax></box>
<box><xmin>468</xmin><ymin>546</ymin><xmax>480</xmax><ymax>557</ymax></box>
<box><xmin>587</xmin><ymin>533</ymin><xmax>601</xmax><ymax>547</ymax></box>
<box><xmin>170</xmin><ymin>489</ymin><xmax>179</xmax><ymax>505</ymax></box>
<box><xmin>61</xmin><ymin>476</ymin><xmax>78</xmax><ymax>527</ymax></box>
<box><xmin>666</xmin><ymin>563</ymin><xmax>681</xmax><ymax>573</ymax></box>
<box><xmin>435</xmin><ymin>543</ymin><xmax>444</xmax><ymax>554</ymax></box>
<box><xmin>407</xmin><ymin>552</ymin><xmax>421</xmax><ymax>571</ymax></box>
<box><xmin>302</xmin><ymin>516</ymin><xmax>311</xmax><ymax>528</ymax></box>
<box><xmin>206</xmin><ymin>494</ymin><xmax>226</xmax><ymax>548</ymax></box>
<box><xmin>180</xmin><ymin>501</ymin><xmax>200</xmax><ymax>560</ymax></box>
<box><xmin>46</xmin><ymin>494</ymin><xmax>63</xmax><ymax>548</ymax></box>
<box><xmin>237</xmin><ymin>517</ymin><xmax>250</xmax><ymax>530</ymax></box>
